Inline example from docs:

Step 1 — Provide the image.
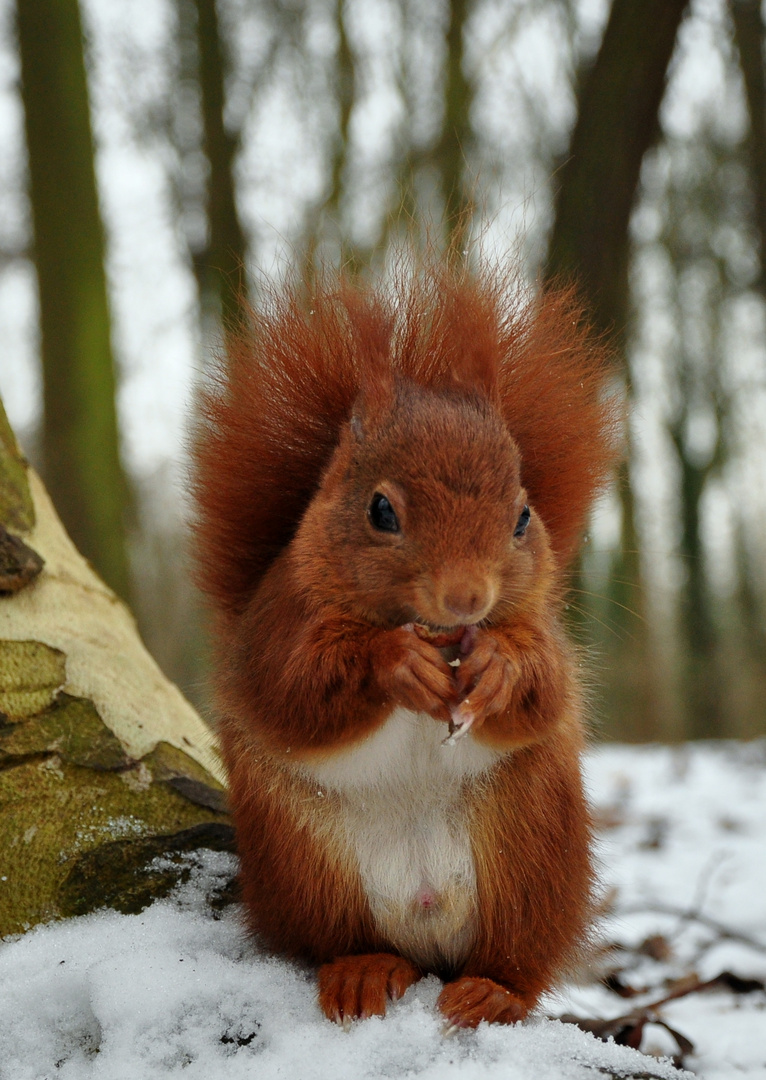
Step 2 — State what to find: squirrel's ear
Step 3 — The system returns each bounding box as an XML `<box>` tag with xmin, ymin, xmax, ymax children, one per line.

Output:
<box><xmin>351</xmin><ymin>358</ymin><xmax>396</xmax><ymax>441</ymax></box>
<box><xmin>448</xmin><ymin>349</ymin><xmax>499</xmax><ymax>402</ymax></box>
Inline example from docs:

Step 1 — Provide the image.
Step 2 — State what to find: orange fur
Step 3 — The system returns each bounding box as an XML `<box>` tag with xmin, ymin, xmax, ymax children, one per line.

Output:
<box><xmin>193</xmin><ymin>262</ymin><xmax>618</xmax><ymax>621</ymax></box>
<box><xmin>192</xmin><ymin>258</ymin><xmax>620</xmax><ymax>1028</ymax></box>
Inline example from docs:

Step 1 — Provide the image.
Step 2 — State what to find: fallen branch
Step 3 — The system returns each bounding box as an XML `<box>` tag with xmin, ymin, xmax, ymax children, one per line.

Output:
<box><xmin>559</xmin><ymin>969</ymin><xmax>765</xmax><ymax>1069</ymax></box>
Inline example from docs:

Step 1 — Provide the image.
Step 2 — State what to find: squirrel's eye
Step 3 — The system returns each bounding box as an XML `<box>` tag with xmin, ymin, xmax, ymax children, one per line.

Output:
<box><xmin>368</xmin><ymin>492</ymin><xmax>400</xmax><ymax>533</ymax></box>
<box><xmin>514</xmin><ymin>505</ymin><xmax>530</xmax><ymax>538</ymax></box>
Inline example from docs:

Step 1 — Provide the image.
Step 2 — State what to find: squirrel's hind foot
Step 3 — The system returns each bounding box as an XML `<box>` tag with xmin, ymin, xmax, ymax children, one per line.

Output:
<box><xmin>318</xmin><ymin>953</ymin><xmax>421</xmax><ymax>1026</ymax></box>
<box><xmin>438</xmin><ymin>976</ymin><xmax>528</xmax><ymax>1031</ymax></box>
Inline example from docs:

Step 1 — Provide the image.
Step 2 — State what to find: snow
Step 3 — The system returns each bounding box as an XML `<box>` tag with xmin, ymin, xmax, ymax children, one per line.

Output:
<box><xmin>1</xmin><ymin>742</ymin><xmax>765</xmax><ymax>1080</ymax></box>
<box><xmin>552</xmin><ymin>742</ymin><xmax>766</xmax><ymax>1080</ymax></box>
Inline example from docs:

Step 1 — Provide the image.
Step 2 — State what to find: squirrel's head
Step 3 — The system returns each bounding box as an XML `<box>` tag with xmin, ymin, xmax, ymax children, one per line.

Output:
<box><xmin>294</xmin><ymin>365</ymin><xmax>556</xmax><ymax>630</ymax></box>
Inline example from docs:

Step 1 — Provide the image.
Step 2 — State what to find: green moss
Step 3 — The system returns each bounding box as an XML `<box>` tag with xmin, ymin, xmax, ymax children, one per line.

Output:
<box><xmin>0</xmin><ymin>671</ymin><xmax>233</xmax><ymax>934</ymax></box>
<box><xmin>0</xmin><ymin>399</ymin><xmax>34</xmax><ymax>533</ymax></box>
<box><xmin>0</xmin><ymin>693</ymin><xmax>128</xmax><ymax>769</ymax></box>
<box><xmin>144</xmin><ymin>740</ymin><xmax>228</xmax><ymax>813</ymax></box>
<box><xmin>58</xmin><ymin>822</ymin><xmax>235</xmax><ymax>917</ymax></box>
<box><xmin>0</xmin><ymin>641</ymin><xmax>66</xmax><ymax>719</ymax></box>
<box><xmin>0</xmin><ymin>754</ymin><xmax>231</xmax><ymax>936</ymax></box>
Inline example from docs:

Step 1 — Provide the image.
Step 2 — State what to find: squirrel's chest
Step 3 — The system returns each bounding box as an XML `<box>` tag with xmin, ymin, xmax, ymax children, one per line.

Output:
<box><xmin>302</xmin><ymin>708</ymin><xmax>502</xmax><ymax>970</ymax></box>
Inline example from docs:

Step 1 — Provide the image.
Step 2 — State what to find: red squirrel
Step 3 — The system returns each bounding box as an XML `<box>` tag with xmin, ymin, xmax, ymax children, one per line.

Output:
<box><xmin>193</xmin><ymin>260</ymin><xmax>619</xmax><ymax>1030</ymax></box>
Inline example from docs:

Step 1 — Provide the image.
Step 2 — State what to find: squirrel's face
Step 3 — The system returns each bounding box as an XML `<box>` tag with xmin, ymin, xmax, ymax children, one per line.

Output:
<box><xmin>299</xmin><ymin>380</ymin><xmax>556</xmax><ymax>629</ymax></box>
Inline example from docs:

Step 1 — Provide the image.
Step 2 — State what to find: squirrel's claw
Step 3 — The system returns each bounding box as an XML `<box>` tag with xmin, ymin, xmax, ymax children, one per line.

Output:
<box><xmin>452</xmin><ymin>630</ymin><xmax>516</xmax><ymax>725</ymax></box>
<box><xmin>442</xmin><ymin>699</ymin><xmax>475</xmax><ymax>745</ymax></box>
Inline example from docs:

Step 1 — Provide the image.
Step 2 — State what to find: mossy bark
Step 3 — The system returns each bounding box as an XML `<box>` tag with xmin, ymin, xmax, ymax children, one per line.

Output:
<box><xmin>0</xmin><ymin>399</ymin><xmax>231</xmax><ymax>937</ymax></box>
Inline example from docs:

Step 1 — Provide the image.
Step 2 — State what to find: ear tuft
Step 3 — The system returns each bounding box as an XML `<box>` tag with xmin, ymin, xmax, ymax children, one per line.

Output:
<box><xmin>448</xmin><ymin>348</ymin><xmax>499</xmax><ymax>401</ymax></box>
<box><xmin>420</xmin><ymin>269</ymin><xmax>501</xmax><ymax>402</ymax></box>
<box><xmin>351</xmin><ymin>357</ymin><xmax>396</xmax><ymax>440</ymax></box>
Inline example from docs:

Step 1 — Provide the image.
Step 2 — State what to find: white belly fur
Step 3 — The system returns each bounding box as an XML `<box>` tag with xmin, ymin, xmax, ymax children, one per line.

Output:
<box><xmin>300</xmin><ymin>708</ymin><xmax>504</xmax><ymax>970</ymax></box>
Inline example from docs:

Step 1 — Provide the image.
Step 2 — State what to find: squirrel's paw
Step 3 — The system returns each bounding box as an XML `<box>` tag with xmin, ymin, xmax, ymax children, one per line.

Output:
<box><xmin>438</xmin><ymin>976</ymin><xmax>528</xmax><ymax>1031</ymax></box>
<box><xmin>318</xmin><ymin>953</ymin><xmax>421</xmax><ymax>1026</ymax></box>
<box><xmin>373</xmin><ymin>627</ymin><xmax>454</xmax><ymax>721</ymax></box>
<box><xmin>452</xmin><ymin>631</ymin><xmax>516</xmax><ymax>728</ymax></box>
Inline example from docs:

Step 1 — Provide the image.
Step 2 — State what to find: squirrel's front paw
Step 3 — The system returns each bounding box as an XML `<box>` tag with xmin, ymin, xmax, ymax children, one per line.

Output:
<box><xmin>318</xmin><ymin>954</ymin><xmax>421</xmax><ymax>1025</ymax></box>
<box><xmin>452</xmin><ymin>631</ymin><xmax>517</xmax><ymax>730</ymax></box>
<box><xmin>372</xmin><ymin>626</ymin><xmax>454</xmax><ymax>721</ymax></box>
<box><xmin>438</xmin><ymin>976</ymin><xmax>527</xmax><ymax>1029</ymax></box>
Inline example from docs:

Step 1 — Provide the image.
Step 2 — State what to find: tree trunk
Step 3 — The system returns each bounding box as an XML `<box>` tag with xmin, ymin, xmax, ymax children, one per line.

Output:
<box><xmin>434</xmin><ymin>0</ymin><xmax>473</xmax><ymax>246</ymax></box>
<box><xmin>299</xmin><ymin>0</ymin><xmax>362</xmax><ymax>274</ymax></box>
<box><xmin>16</xmin><ymin>0</ymin><xmax>132</xmax><ymax>602</ymax></box>
<box><xmin>0</xmin><ymin>397</ymin><xmax>231</xmax><ymax>937</ymax></box>
<box><xmin>730</xmin><ymin>0</ymin><xmax>766</xmax><ymax>296</ymax></box>
<box><xmin>544</xmin><ymin>0</ymin><xmax>690</xmax><ymax>741</ymax></box>
<box><xmin>546</xmin><ymin>0</ymin><xmax>690</xmax><ymax>339</ymax></box>
<box><xmin>192</xmin><ymin>0</ymin><xmax>250</xmax><ymax>329</ymax></box>
<box><xmin>327</xmin><ymin>0</ymin><xmax>356</xmax><ymax>230</ymax></box>
<box><xmin>381</xmin><ymin>0</ymin><xmax>475</xmax><ymax>255</ymax></box>
<box><xmin>672</xmin><ymin>433</ymin><xmax>721</xmax><ymax>738</ymax></box>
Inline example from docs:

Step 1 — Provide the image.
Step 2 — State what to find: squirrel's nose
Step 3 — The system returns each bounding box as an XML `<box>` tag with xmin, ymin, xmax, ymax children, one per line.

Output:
<box><xmin>439</xmin><ymin>574</ymin><xmax>497</xmax><ymax>624</ymax></box>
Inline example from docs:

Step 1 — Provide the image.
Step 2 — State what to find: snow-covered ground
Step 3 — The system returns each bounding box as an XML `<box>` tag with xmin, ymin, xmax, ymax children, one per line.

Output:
<box><xmin>1</xmin><ymin>742</ymin><xmax>764</xmax><ymax>1080</ymax></box>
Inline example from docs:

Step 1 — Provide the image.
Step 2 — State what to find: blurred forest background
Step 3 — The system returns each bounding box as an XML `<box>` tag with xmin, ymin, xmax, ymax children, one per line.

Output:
<box><xmin>0</xmin><ymin>0</ymin><xmax>765</xmax><ymax>741</ymax></box>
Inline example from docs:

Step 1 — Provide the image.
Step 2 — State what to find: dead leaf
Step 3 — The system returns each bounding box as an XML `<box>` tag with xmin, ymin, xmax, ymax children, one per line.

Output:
<box><xmin>558</xmin><ymin>1011</ymin><xmax>695</xmax><ymax>1069</ymax></box>
<box><xmin>638</xmin><ymin>934</ymin><xmax>673</xmax><ymax>962</ymax></box>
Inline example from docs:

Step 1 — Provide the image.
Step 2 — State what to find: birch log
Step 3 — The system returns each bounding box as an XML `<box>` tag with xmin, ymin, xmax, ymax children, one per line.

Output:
<box><xmin>0</xmin><ymin>402</ymin><xmax>232</xmax><ymax>936</ymax></box>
